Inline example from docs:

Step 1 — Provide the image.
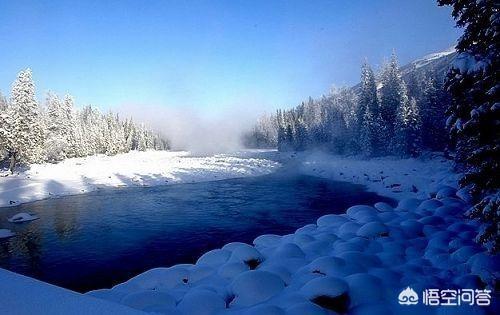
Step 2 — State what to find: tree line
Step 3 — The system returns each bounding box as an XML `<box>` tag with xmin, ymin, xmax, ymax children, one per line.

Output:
<box><xmin>0</xmin><ymin>69</ymin><xmax>169</xmax><ymax>172</ymax></box>
<box><xmin>437</xmin><ymin>0</ymin><xmax>498</xmax><ymax>252</ymax></box>
<box><xmin>248</xmin><ymin>0</ymin><xmax>498</xmax><ymax>251</ymax></box>
<box><xmin>247</xmin><ymin>52</ymin><xmax>450</xmax><ymax>158</ymax></box>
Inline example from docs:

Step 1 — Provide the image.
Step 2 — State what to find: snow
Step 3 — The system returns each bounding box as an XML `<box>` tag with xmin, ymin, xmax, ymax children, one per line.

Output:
<box><xmin>0</xmin><ymin>268</ymin><xmax>143</xmax><ymax>315</ymax></box>
<box><xmin>78</xmin><ymin>151</ymin><xmax>497</xmax><ymax>314</ymax></box>
<box><xmin>2</xmin><ymin>150</ymin><xmax>497</xmax><ymax>314</ymax></box>
<box><xmin>230</xmin><ymin>271</ymin><xmax>285</xmax><ymax>307</ymax></box>
<box><xmin>452</xmin><ymin>52</ymin><xmax>489</xmax><ymax>74</ymax></box>
<box><xmin>300</xmin><ymin>275</ymin><xmax>348</xmax><ymax>298</ymax></box>
<box><xmin>0</xmin><ymin>150</ymin><xmax>280</xmax><ymax>207</ymax></box>
<box><xmin>412</xmin><ymin>46</ymin><xmax>456</xmax><ymax>69</ymax></box>
<box><xmin>7</xmin><ymin>212</ymin><xmax>39</xmax><ymax>223</ymax></box>
<box><xmin>299</xmin><ymin>151</ymin><xmax>459</xmax><ymax>201</ymax></box>
<box><xmin>0</xmin><ymin>228</ymin><xmax>15</xmax><ymax>239</ymax></box>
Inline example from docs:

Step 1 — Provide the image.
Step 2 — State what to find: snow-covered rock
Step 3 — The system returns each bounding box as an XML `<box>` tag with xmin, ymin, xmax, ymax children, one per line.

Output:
<box><xmin>226</xmin><ymin>243</ymin><xmax>264</xmax><ymax>269</ymax></box>
<box><xmin>120</xmin><ymin>290</ymin><xmax>176</xmax><ymax>313</ymax></box>
<box><xmin>229</xmin><ymin>271</ymin><xmax>285</xmax><ymax>307</ymax></box>
<box><xmin>356</xmin><ymin>222</ymin><xmax>388</xmax><ymax>238</ymax></box>
<box><xmin>374</xmin><ymin>202</ymin><xmax>393</xmax><ymax>212</ymax></box>
<box><xmin>0</xmin><ymin>229</ymin><xmax>15</xmax><ymax>239</ymax></box>
<box><xmin>436</xmin><ymin>186</ymin><xmax>457</xmax><ymax>199</ymax></box>
<box><xmin>218</xmin><ymin>262</ymin><xmax>249</xmax><ymax>280</ymax></box>
<box><xmin>317</xmin><ymin>214</ymin><xmax>349</xmax><ymax>227</ymax></box>
<box><xmin>7</xmin><ymin>212</ymin><xmax>39</xmax><ymax>223</ymax></box>
<box><xmin>396</xmin><ymin>198</ymin><xmax>422</xmax><ymax>211</ymax></box>
<box><xmin>345</xmin><ymin>273</ymin><xmax>384</xmax><ymax>307</ymax></box>
<box><xmin>197</xmin><ymin>249</ymin><xmax>231</xmax><ymax>267</ymax></box>
<box><xmin>82</xmin><ymin>152</ymin><xmax>496</xmax><ymax>315</ymax></box>
<box><xmin>300</xmin><ymin>276</ymin><xmax>349</xmax><ymax>313</ymax></box>
<box><xmin>177</xmin><ymin>289</ymin><xmax>226</xmax><ymax>315</ymax></box>
<box><xmin>285</xmin><ymin>302</ymin><xmax>327</xmax><ymax>315</ymax></box>
<box><xmin>243</xmin><ymin>304</ymin><xmax>285</xmax><ymax>315</ymax></box>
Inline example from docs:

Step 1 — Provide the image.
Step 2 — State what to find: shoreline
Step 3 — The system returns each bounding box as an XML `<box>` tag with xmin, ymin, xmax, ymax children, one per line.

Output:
<box><xmin>0</xmin><ymin>150</ymin><xmax>281</xmax><ymax>208</ymax></box>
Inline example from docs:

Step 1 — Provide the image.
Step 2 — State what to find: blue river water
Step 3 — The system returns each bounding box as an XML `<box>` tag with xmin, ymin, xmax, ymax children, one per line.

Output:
<box><xmin>0</xmin><ymin>169</ymin><xmax>393</xmax><ymax>292</ymax></box>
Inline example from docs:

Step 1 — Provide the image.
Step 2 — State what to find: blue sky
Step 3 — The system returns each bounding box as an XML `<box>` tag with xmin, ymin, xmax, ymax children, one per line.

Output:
<box><xmin>0</xmin><ymin>0</ymin><xmax>460</xmax><ymax>114</ymax></box>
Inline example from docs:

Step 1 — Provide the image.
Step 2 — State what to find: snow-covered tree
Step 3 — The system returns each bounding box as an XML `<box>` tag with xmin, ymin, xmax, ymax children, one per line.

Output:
<box><xmin>250</xmin><ymin>50</ymin><xmax>452</xmax><ymax>160</ymax></box>
<box><xmin>243</xmin><ymin>113</ymin><xmax>278</xmax><ymax>148</ymax></box>
<box><xmin>0</xmin><ymin>70</ymin><xmax>169</xmax><ymax>171</ymax></box>
<box><xmin>0</xmin><ymin>93</ymin><xmax>10</xmax><ymax>157</ymax></box>
<box><xmin>8</xmin><ymin>69</ymin><xmax>45</xmax><ymax>171</ymax></box>
<box><xmin>358</xmin><ymin>62</ymin><xmax>381</xmax><ymax>156</ymax></box>
<box><xmin>0</xmin><ymin>92</ymin><xmax>7</xmax><ymax>111</ymax></box>
<box><xmin>438</xmin><ymin>0</ymin><xmax>499</xmax><ymax>252</ymax></box>
<box><xmin>420</xmin><ymin>73</ymin><xmax>448</xmax><ymax>151</ymax></box>
<box><xmin>44</xmin><ymin>92</ymin><xmax>67</xmax><ymax>161</ymax></box>
<box><xmin>393</xmin><ymin>97</ymin><xmax>421</xmax><ymax>157</ymax></box>
<box><xmin>379</xmin><ymin>53</ymin><xmax>408</xmax><ymax>152</ymax></box>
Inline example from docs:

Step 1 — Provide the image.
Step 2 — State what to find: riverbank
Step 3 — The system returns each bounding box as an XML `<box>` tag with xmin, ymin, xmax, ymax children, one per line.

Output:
<box><xmin>1</xmin><ymin>150</ymin><xmax>497</xmax><ymax>314</ymax></box>
<box><xmin>82</xmin><ymin>151</ymin><xmax>496</xmax><ymax>314</ymax></box>
<box><xmin>0</xmin><ymin>150</ymin><xmax>281</xmax><ymax>208</ymax></box>
<box><xmin>297</xmin><ymin>151</ymin><xmax>461</xmax><ymax>201</ymax></box>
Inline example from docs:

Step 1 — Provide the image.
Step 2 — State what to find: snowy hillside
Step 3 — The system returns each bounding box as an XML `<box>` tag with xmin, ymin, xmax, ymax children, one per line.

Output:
<box><xmin>400</xmin><ymin>47</ymin><xmax>456</xmax><ymax>81</ymax></box>
<box><xmin>407</xmin><ymin>46</ymin><xmax>456</xmax><ymax>70</ymax></box>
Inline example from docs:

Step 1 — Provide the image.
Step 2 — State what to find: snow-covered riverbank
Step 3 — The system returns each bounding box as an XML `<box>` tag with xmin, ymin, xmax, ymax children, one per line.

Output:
<box><xmin>80</xmin><ymin>152</ymin><xmax>496</xmax><ymax>314</ymax></box>
<box><xmin>298</xmin><ymin>151</ymin><xmax>461</xmax><ymax>201</ymax></box>
<box><xmin>1</xmin><ymin>151</ymin><xmax>497</xmax><ymax>314</ymax></box>
<box><xmin>0</xmin><ymin>150</ymin><xmax>280</xmax><ymax>208</ymax></box>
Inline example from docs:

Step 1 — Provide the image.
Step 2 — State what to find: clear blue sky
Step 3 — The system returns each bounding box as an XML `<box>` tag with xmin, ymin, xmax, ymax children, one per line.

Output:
<box><xmin>0</xmin><ymin>0</ymin><xmax>460</xmax><ymax>114</ymax></box>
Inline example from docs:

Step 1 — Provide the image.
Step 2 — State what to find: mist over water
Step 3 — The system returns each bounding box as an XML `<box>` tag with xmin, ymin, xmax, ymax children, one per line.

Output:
<box><xmin>116</xmin><ymin>104</ymin><xmax>261</xmax><ymax>154</ymax></box>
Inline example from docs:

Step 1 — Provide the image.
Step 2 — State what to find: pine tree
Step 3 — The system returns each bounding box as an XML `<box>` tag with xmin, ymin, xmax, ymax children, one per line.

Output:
<box><xmin>0</xmin><ymin>92</ymin><xmax>7</xmax><ymax>111</ymax></box>
<box><xmin>358</xmin><ymin>61</ymin><xmax>381</xmax><ymax>156</ymax></box>
<box><xmin>438</xmin><ymin>0</ymin><xmax>499</xmax><ymax>252</ymax></box>
<box><xmin>393</xmin><ymin>97</ymin><xmax>421</xmax><ymax>157</ymax></box>
<box><xmin>8</xmin><ymin>69</ymin><xmax>45</xmax><ymax>171</ymax></box>
<box><xmin>44</xmin><ymin>92</ymin><xmax>68</xmax><ymax>161</ymax></box>
<box><xmin>0</xmin><ymin>93</ymin><xmax>10</xmax><ymax>157</ymax></box>
<box><xmin>379</xmin><ymin>53</ymin><xmax>408</xmax><ymax>152</ymax></box>
<box><xmin>420</xmin><ymin>73</ymin><xmax>448</xmax><ymax>151</ymax></box>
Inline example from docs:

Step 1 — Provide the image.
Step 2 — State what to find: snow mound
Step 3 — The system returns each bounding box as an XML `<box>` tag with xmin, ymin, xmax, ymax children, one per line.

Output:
<box><xmin>243</xmin><ymin>304</ymin><xmax>285</xmax><ymax>315</ymax></box>
<box><xmin>374</xmin><ymin>202</ymin><xmax>393</xmax><ymax>212</ymax></box>
<box><xmin>300</xmin><ymin>276</ymin><xmax>349</xmax><ymax>313</ymax></box>
<box><xmin>7</xmin><ymin>212</ymin><xmax>39</xmax><ymax>223</ymax></box>
<box><xmin>227</xmin><ymin>243</ymin><xmax>264</xmax><ymax>269</ymax></box>
<box><xmin>88</xmin><ymin>153</ymin><xmax>495</xmax><ymax>315</ymax></box>
<box><xmin>0</xmin><ymin>229</ymin><xmax>15</xmax><ymax>239</ymax></box>
<box><xmin>177</xmin><ymin>289</ymin><xmax>226</xmax><ymax>315</ymax></box>
<box><xmin>196</xmin><ymin>249</ymin><xmax>231</xmax><ymax>267</ymax></box>
<box><xmin>253</xmin><ymin>234</ymin><xmax>282</xmax><ymax>248</ymax></box>
<box><xmin>436</xmin><ymin>186</ymin><xmax>457</xmax><ymax>199</ymax></box>
<box><xmin>120</xmin><ymin>290</ymin><xmax>176</xmax><ymax>312</ymax></box>
<box><xmin>230</xmin><ymin>270</ymin><xmax>285</xmax><ymax>307</ymax></box>
<box><xmin>356</xmin><ymin>222</ymin><xmax>388</xmax><ymax>238</ymax></box>
<box><xmin>396</xmin><ymin>198</ymin><xmax>422</xmax><ymax>211</ymax></box>
<box><xmin>345</xmin><ymin>273</ymin><xmax>384</xmax><ymax>307</ymax></box>
<box><xmin>317</xmin><ymin>214</ymin><xmax>349</xmax><ymax>227</ymax></box>
<box><xmin>285</xmin><ymin>302</ymin><xmax>327</xmax><ymax>315</ymax></box>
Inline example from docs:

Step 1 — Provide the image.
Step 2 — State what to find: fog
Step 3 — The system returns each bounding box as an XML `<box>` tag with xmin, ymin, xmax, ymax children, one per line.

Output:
<box><xmin>117</xmin><ymin>104</ymin><xmax>261</xmax><ymax>155</ymax></box>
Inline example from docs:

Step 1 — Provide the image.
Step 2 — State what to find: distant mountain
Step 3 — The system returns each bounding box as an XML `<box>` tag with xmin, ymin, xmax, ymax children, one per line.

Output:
<box><xmin>352</xmin><ymin>47</ymin><xmax>457</xmax><ymax>92</ymax></box>
<box><xmin>400</xmin><ymin>46</ymin><xmax>456</xmax><ymax>81</ymax></box>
